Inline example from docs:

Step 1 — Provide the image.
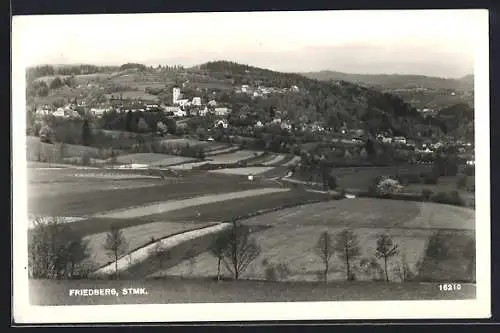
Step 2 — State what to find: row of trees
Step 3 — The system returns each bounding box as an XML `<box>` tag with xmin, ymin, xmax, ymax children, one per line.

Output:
<box><xmin>28</xmin><ymin>217</ymin><xmax>474</xmax><ymax>283</ymax></box>
<box><xmin>314</xmin><ymin>230</ymin><xmax>399</xmax><ymax>282</ymax></box>
<box><xmin>208</xmin><ymin>225</ymin><xmax>401</xmax><ymax>283</ymax></box>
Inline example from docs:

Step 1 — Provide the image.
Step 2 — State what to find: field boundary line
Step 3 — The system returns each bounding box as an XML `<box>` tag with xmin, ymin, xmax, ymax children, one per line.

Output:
<box><xmin>92</xmin><ymin>222</ymin><xmax>232</xmax><ymax>276</ymax></box>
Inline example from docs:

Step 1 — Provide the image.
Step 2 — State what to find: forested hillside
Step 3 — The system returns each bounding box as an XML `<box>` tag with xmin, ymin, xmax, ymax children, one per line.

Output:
<box><xmin>198</xmin><ymin>61</ymin><xmax>440</xmax><ymax>139</ymax></box>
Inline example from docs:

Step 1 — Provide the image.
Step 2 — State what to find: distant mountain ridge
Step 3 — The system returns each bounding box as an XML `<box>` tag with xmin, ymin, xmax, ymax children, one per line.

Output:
<box><xmin>300</xmin><ymin>70</ymin><xmax>474</xmax><ymax>91</ymax></box>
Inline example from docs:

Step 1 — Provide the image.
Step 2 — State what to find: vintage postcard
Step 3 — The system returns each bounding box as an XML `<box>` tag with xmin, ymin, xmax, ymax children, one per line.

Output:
<box><xmin>12</xmin><ymin>9</ymin><xmax>490</xmax><ymax>323</ymax></box>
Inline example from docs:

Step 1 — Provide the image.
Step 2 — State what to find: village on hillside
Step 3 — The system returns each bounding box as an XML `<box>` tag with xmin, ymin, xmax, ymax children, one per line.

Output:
<box><xmin>25</xmin><ymin>62</ymin><xmax>477</xmax><ymax>304</ymax></box>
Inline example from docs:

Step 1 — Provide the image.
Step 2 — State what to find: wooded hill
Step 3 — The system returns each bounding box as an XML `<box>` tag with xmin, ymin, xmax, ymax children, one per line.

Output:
<box><xmin>197</xmin><ymin>61</ymin><xmax>441</xmax><ymax>139</ymax></box>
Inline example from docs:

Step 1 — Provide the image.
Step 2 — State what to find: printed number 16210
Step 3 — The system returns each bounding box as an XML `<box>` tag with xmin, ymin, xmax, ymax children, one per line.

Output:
<box><xmin>439</xmin><ymin>283</ymin><xmax>462</xmax><ymax>291</ymax></box>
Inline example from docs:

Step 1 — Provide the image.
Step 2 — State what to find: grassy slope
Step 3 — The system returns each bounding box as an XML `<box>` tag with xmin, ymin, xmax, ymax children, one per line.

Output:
<box><xmin>26</xmin><ymin>136</ymin><xmax>101</xmax><ymax>160</ymax></box>
<box><xmin>85</xmin><ymin>221</ymin><xmax>214</xmax><ymax>267</ymax></box>
<box><xmin>34</xmin><ymin>188</ymin><xmax>325</xmax><ymax>240</ymax></box>
<box><xmin>163</xmin><ymin>198</ymin><xmax>474</xmax><ymax>282</ymax></box>
<box><xmin>28</xmin><ymin>173</ymin><xmax>267</xmax><ymax>216</ymax></box>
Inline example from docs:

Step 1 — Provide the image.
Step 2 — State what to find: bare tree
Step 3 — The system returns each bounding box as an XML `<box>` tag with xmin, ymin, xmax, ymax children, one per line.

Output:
<box><xmin>334</xmin><ymin>228</ymin><xmax>361</xmax><ymax>281</ymax></box>
<box><xmin>103</xmin><ymin>226</ymin><xmax>128</xmax><ymax>279</ymax></box>
<box><xmin>314</xmin><ymin>231</ymin><xmax>335</xmax><ymax>283</ymax></box>
<box><xmin>375</xmin><ymin>233</ymin><xmax>399</xmax><ymax>282</ymax></box>
<box><xmin>221</xmin><ymin>222</ymin><xmax>261</xmax><ymax>280</ymax></box>
<box><xmin>209</xmin><ymin>231</ymin><xmax>231</xmax><ymax>281</ymax></box>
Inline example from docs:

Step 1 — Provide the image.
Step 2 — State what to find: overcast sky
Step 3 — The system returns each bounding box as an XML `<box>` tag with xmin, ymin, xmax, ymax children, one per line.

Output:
<box><xmin>13</xmin><ymin>10</ymin><xmax>487</xmax><ymax>78</ymax></box>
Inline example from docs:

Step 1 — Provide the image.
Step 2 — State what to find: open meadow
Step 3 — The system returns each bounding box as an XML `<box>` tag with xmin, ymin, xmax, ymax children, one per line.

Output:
<box><xmin>158</xmin><ymin>198</ymin><xmax>475</xmax><ymax>283</ymax></box>
<box><xmin>115</xmin><ymin>153</ymin><xmax>197</xmax><ymax>167</ymax></box>
<box><xmin>28</xmin><ymin>167</ymin><xmax>272</xmax><ymax>217</ymax></box>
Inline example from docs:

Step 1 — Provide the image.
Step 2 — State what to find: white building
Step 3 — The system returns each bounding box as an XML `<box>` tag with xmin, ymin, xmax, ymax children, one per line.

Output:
<box><xmin>255</xmin><ymin>120</ymin><xmax>264</xmax><ymax>128</ymax></box>
<box><xmin>199</xmin><ymin>107</ymin><xmax>209</xmax><ymax>116</ymax></box>
<box><xmin>35</xmin><ymin>109</ymin><xmax>51</xmax><ymax>117</ymax></box>
<box><xmin>214</xmin><ymin>107</ymin><xmax>230</xmax><ymax>116</ymax></box>
<box><xmin>164</xmin><ymin>106</ymin><xmax>180</xmax><ymax>113</ymax></box>
<box><xmin>241</xmin><ymin>85</ymin><xmax>249</xmax><ymax>93</ymax></box>
<box><xmin>146</xmin><ymin>104</ymin><xmax>159</xmax><ymax>110</ymax></box>
<box><xmin>192</xmin><ymin>97</ymin><xmax>202</xmax><ymax>106</ymax></box>
<box><xmin>53</xmin><ymin>108</ymin><xmax>66</xmax><ymax>118</ymax></box>
<box><xmin>177</xmin><ymin>99</ymin><xmax>190</xmax><ymax>107</ymax></box>
<box><xmin>66</xmin><ymin>110</ymin><xmax>81</xmax><ymax>118</ymax></box>
<box><xmin>90</xmin><ymin>108</ymin><xmax>108</xmax><ymax>117</ymax></box>
<box><xmin>394</xmin><ymin>136</ymin><xmax>407</xmax><ymax>144</ymax></box>
<box><xmin>208</xmin><ymin>100</ymin><xmax>217</xmax><ymax>107</ymax></box>
<box><xmin>173</xmin><ymin>109</ymin><xmax>187</xmax><ymax>118</ymax></box>
<box><xmin>172</xmin><ymin>87</ymin><xmax>181</xmax><ymax>104</ymax></box>
<box><xmin>280</xmin><ymin>122</ymin><xmax>292</xmax><ymax>131</ymax></box>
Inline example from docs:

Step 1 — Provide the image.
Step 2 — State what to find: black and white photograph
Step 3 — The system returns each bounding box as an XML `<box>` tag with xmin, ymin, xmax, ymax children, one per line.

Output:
<box><xmin>12</xmin><ymin>9</ymin><xmax>490</xmax><ymax>323</ymax></box>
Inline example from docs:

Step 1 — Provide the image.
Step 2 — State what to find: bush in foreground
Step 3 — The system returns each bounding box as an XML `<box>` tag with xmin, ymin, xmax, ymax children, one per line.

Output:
<box><xmin>28</xmin><ymin>217</ymin><xmax>92</xmax><ymax>279</ymax></box>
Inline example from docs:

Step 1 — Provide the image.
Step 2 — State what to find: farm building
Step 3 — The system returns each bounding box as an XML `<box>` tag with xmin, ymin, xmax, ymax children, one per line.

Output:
<box><xmin>164</xmin><ymin>106</ymin><xmax>180</xmax><ymax>113</ymax></box>
<box><xmin>394</xmin><ymin>136</ymin><xmax>407</xmax><ymax>144</ymax></box>
<box><xmin>199</xmin><ymin>107</ymin><xmax>209</xmax><ymax>116</ymax></box>
<box><xmin>177</xmin><ymin>99</ymin><xmax>190</xmax><ymax>107</ymax></box>
<box><xmin>214</xmin><ymin>107</ymin><xmax>231</xmax><ymax>116</ymax></box>
<box><xmin>192</xmin><ymin>97</ymin><xmax>202</xmax><ymax>106</ymax></box>
<box><xmin>173</xmin><ymin>109</ymin><xmax>187</xmax><ymax>118</ymax></box>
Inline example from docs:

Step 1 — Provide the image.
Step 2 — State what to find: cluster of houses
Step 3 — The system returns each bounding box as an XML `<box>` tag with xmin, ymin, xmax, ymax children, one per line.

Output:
<box><xmin>34</xmin><ymin>102</ymin><xmax>83</xmax><ymax>119</ymax></box>
<box><xmin>235</xmin><ymin>84</ymin><xmax>300</xmax><ymax>97</ymax></box>
<box><xmin>33</xmin><ymin>86</ymin><xmax>232</xmax><ymax>120</ymax></box>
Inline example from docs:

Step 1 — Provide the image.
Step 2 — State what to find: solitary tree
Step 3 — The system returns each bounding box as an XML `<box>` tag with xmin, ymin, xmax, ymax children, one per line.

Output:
<box><xmin>375</xmin><ymin>234</ymin><xmax>399</xmax><ymax>282</ymax></box>
<box><xmin>334</xmin><ymin>228</ymin><xmax>361</xmax><ymax>281</ymax></box>
<box><xmin>103</xmin><ymin>226</ymin><xmax>128</xmax><ymax>279</ymax></box>
<box><xmin>209</xmin><ymin>231</ymin><xmax>231</xmax><ymax>281</ymax></box>
<box><xmin>221</xmin><ymin>222</ymin><xmax>261</xmax><ymax>280</ymax></box>
<box><xmin>314</xmin><ymin>231</ymin><xmax>336</xmax><ymax>283</ymax></box>
<box><xmin>125</xmin><ymin>110</ymin><xmax>134</xmax><ymax>132</ymax></box>
<box><xmin>82</xmin><ymin>119</ymin><xmax>91</xmax><ymax>146</ymax></box>
<box><xmin>156</xmin><ymin>121</ymin><xmax>167</xmax><ymax>135</ymax></box>
<box><xmin>137</xmin><ymin>117</ymin><xmax>150</xmax><ymax>133</ymax></box>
